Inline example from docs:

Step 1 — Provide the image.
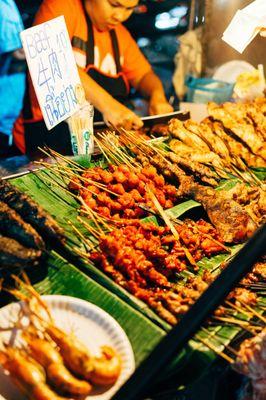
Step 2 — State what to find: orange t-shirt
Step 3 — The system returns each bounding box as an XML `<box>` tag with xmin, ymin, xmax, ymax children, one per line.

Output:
<box><xmin>14</xmin><ymin>0</ymin><xmax>151</xmax><ymax>153</ymax></box>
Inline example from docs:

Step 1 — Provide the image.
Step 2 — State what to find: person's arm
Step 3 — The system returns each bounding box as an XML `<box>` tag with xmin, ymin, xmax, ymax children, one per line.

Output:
<box><xmin>78</xmin><ymin>67</ymin><xmax>143</xmax><ymax>129</ymax></box>
<box><xmin>121</xmin><ymin>26</ymin><xmax>173</xmax><ymax>116</ymax></box>
<box><xmin>135</xmin><ymin>71</ymin><xmax>173</xmax><ymax>115</ymax></box>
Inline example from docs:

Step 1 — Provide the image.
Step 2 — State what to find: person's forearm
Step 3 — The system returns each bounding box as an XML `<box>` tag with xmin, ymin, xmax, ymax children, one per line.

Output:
<box><xmin>78</xmin><ymin>67</ymin><xmax>115</xmax><ymax>113</ymax></box>
<box><xmin>78</xmin><ymin>67</ymin><xmax>143</xmax><ymax>129</ymax></box>
<box><xmin>136</xmin><ymin>71</ymin><xmax>168</xmax><ymax>102</ymax></box>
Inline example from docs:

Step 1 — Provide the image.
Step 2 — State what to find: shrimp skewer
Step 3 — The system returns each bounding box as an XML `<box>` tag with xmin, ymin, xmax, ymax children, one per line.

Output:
<box><xmin>89</xmin><ymin>345</ymin><xmax>122</xmax><ymax>386</ymax></box>
<box><xmin>9</xmin><ymin>274</ymin><xmax>122</xmax><ymax>387</ymax></box>
<box><xmin>23</xmin><ymin>331</ymin><xmax>92</xmax><ymax>396</ymax></box>
<box><xmin>44</xmin><ymin>324</ymin><xmax>121</xmax><ymax>385</ymax></box>
<box><xmin>0</xmin><ymin>346</ymin><xmax>69</xmax><ymax>400</ymax></box>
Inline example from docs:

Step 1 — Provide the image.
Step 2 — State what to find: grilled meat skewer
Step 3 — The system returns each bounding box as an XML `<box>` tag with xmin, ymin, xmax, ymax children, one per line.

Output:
<box><xmin>0</xmin><ymin>236</ymin><xmax>42</xmax><ymax>269</ymax></box>
<box><xmin>0</xmin><ymin>180</ymin><xmax>64</xmax><ymax>242</ymax></box>
<box><xmin>0</xmin><ymin>201</ymin><xmax>45</xmax><ymax>249</ymax></box>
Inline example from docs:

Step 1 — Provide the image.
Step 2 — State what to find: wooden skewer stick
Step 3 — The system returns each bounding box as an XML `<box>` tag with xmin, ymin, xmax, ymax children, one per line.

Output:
<box><xmin>44</xmin><ymin>147</ymin><xmax>85</xmax><ymax>170</ymax></box>
<box><xmin>213</xmin><ymin>316</ymin><xmax>262</xmax><ymax>334</ymax></box>
<box><xmin>147</xmin><ymin>187</ymin><xmax>198</xmax><ymax>268</ymax></box>
<box><xmin>225</xmin><ymin>300</ymin><xmax>253</xmax><ymax>319</ymax></box>
<box><xmin>67</xmin><ymin>220</ymin><xmax>95</xmax><ymax>249</ymax></box>
<box><xmin>201</xmin><ymin>327</ymin><xmax>239</xmax><ymax>356</ymax></box>
<box><xmin>195</xmin><ymin>334</ymin><xmax>234</xmax><ymax>364</ymax></box>
<box><xmin>78</xmin><ymin>197</ymin><xmax>105</xmax><ymax>237</ymax></box>
<box><xmin>236</xmin><ymin>299</ymin><xmax>266</xmax><ymax>324</ymax></box>
<box><xmin>94</xmin><ymin>136</ymin><xmax>113</xmax><ymax>164</ymax></box>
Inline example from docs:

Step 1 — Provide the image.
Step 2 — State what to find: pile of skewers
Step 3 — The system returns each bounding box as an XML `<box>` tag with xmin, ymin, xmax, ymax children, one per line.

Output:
<box><xmin>0</xmin><ymin>179</ymin><xmax>64</xmax><ymax>270</ymax></box>
<box><xmin>69</xmin><ymin>163</ymin><xmax>179</xmax><ymax>219</ymax></box>
<box><xmin>0</xmin><ymin>275</ymin><xmax>121</xmax><ymax>399</ymax></box>
<box><xmin>95</xmin><ymin>130</ymin><xmax>264</xmax><ymax>244</ymax></box>
<box><xmin>168</xmin><ymin>98</ymin><xmax>266</xmax><ymax>175</ymax></box>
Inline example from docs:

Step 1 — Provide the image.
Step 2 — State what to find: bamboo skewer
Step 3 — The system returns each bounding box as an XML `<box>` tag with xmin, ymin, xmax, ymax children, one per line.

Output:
<box><xmin>195</xmin><ymin>334</ymin><xmax>234</xmax><ymax>363</ymax></box>
<box><xmin>236</xmin><ymin>299</ymin><xmax>266</xmax><ymax>324</ymax></box>
<box><xmin>200</xmin><ymin>327</ymin><xmax>239</xmax><ymax>357</ymax></box>
<box><xmin>147</xmin><ymin>187</ymin><xmax>198</xmax><ymax>269</ymax></box>
<box><xmin>225</xmin><ymin>300</ymin><xmax>254</xmax><ymax>319</ymax></box>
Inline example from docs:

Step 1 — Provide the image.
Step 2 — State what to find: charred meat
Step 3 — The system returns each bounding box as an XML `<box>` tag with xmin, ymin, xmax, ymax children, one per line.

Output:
<box><xmin>0</xmin><ymin>236</ymin><xmax>42</xmax><ymax>269</ymax></box>
<box><xmin>186</xmin><ymin>184</ymin><xmax>257</xmax><ymax>243</ymax></box>
<box><xmin>0</xmin><ymin>180</ymin><xmax>64</xmax><ymax>242</ymax></box>
<box><xmin>0</xmin><ymin>201</ymin><xmax>45</xmax><ymax>249</ymax></box>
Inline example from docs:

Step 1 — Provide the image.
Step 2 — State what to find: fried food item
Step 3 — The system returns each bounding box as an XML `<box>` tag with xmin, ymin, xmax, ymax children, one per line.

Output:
<box><xmin>184</xmin><ymin>119</ymin><xmax>231</xmax><ymax>161</ymax></box>
<box><xmin>88</xmin><ymin>346</ymin><xmax>122</xmax><ymax>386</ymax></box>
<box><xmin>225</xmin><ymin>183</ymin><xmax>266</xmax><ymax>225</ymax></box>
<box><xmin>209</xmin><ymin>120</ymin><xmax>266</xmax><ymax>168</ymax></box>
<box><xmin>0</xmin><ymin>179</ymin><xmax>64</xmax><ymax>242</ymax></box>
<box><xmin>0</xmin><ymin>236</ymin><xmax>42</xmax><ymax>269</ymax></box>
<box><xmin>168</xmin><ymin>151</ymin><xmax>219</xmax><ymax>187</ymax></box>
<box><xmin>169</xmin><ymin>138</ymin><xmax>224</xmax><ymax>169</ymax></box>
<box><xmin>71</xmin><ymin>163</ymin><xmax>179</xmax><ymax>219</ymax></box>
<box><xmin>207</xmin><ymin>102</ymin><xmax>266</xmax><ymax>160</ymax></box>
<box><xmin>0</xmin><ymin>201</ymin><xmax>44</xmax><ymax>249</ymax></box>
<box><xmin>169</xmin><ymin>118</ymin><xmax>210</xmax><ymax>151</ymax></box>
<box><xmin>233</xmin><ymin>329</ymin><xmax>266</xmax><ymax>400</ymax></box>
<box><xmin>24</xmin><ymin>333</ymin><xmax>92</xmax><ymax>396</ymax></box>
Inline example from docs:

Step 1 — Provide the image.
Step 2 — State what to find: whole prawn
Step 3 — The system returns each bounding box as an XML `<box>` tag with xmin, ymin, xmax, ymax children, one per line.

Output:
<box><xmin>89</xmin><ymin>345</ymin><xmax>122</xmax><ymax>386</ymax></box>
<box><xmin>44</xmin><ymin>324</ymin><xmax>121</xmax><ymax>385</ymax></box>
<box><xmin>9</xmin><ymin>274</ymin><xmax>122</xmax><ymax>387</ymax></box>
<box><xmin>0</xmin><ymin>346</ymin><xmax>70</xmax><ymax>400</ymax></box>
<box><xmin>23</xmin><ymin>331</ymin><xmax>92</xmax><ymax>396</ymax></box>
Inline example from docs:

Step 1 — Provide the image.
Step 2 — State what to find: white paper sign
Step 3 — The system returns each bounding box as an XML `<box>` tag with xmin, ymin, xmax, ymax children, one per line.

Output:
<box><xmin>222</xmin><ymin>0</ymin><xmax>266</xmax><ymax>53</ymax></box>
<box><xmin>20</xmin><ymin>16</ymin><xmax>81</xmax><ymax>130</ymax></box>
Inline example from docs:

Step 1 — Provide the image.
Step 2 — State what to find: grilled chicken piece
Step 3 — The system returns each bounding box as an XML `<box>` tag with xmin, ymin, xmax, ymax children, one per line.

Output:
<box><xmin>168</xmin><ymin>152</ymin><xmax>219</xmax><ymax>187</ymax></box>
<box><xmin>0</xmin><ymin>201</ymin><xmax>44</xmax><ymax>249</ymax></box>
<box><xmin>245</xmin><ymin>104</ymin><xmax>266</xmax><ymax>140</ymax></box>
<box><xmin>0</xmin><ymin>236</ymin><xmax>42</xmax><ymax>269</ymax></box>
<box><xmin>186</xmin><ymin>184</ymin><xmax>257</xmax><ymax>243</ymax></box>
<box><xmin>169</xmin><ymin>139</ymin><xmax>224</xmax><ymax>168</ymax></box>
<box><xmin>207</xmin><ymin>102</ymin><xmax>266</xmax><ymax>160</ymax></box>
<box><xmin>184</xmin><ymin>120</ymin><xmax>231</xmax><ymax>161</ymax></box>
<box><xmin>0</xmin><ymin>180</ymin><xmax>64</xmax><ymax>242</ymax></box>
<box><xmin>169</xmin><ymin>119</ymin><xmax>210</xmax><ymax>152</ymax></box>
<box><xmin>209</xmin><ymin>120</ymin><xmax>266</xmax><ymax>168</ymax></box>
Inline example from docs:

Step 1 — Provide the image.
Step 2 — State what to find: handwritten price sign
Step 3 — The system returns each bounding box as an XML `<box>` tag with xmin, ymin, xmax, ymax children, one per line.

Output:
<box><xmin>20</xmin><ymin>16</ymin><xmax>81</xmax><ymax>130</ymax></box>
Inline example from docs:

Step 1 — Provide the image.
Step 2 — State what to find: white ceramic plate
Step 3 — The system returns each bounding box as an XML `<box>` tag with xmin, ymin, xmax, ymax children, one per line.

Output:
<box><xmin>0</xmin><ymin>295</ymin><xmax>135</xmax><ymax>400</ymax></box>
<box><xmin>213</xmin><ymin>60</ymin><xmax>255</xmax><ymax>83</ymax></box>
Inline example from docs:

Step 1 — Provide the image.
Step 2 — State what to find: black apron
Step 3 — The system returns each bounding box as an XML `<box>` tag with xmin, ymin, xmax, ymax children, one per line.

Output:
<box><xmin>23</xmin><ymin>12</ymin><xmax>129</xmax><ymax>155</ymax></box>
<box><xmin>83</xmin><ymin>13</ymin><xmax>130</xmax><ymax>121</ymax></box>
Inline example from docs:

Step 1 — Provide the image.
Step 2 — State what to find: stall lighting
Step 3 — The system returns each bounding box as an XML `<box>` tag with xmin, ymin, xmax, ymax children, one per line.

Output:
<box><xmin>155</xmin><ymin>6</ymin><xmax>188</xmax><ymax>30</ymax></box>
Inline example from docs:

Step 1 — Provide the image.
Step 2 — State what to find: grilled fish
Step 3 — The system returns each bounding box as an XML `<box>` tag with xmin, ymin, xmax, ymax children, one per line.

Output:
<box><xmin>0</xmin><ymin>236</ymin><xmax>42</xmax><ymax>269</ymax></box>
<box><xmin>0</xmin><ymin>180</ymin><xmax>64</xmax><ymax>242</ymax></box>
<box><xmin>186</xmin><ymin>184</ymin><xmax>257</xmax><ymax>243</ymax></box>
<box><xmin>0</xmin><ymin>201</ymin><xmax>44</xmax><ymax>249</ymax></box>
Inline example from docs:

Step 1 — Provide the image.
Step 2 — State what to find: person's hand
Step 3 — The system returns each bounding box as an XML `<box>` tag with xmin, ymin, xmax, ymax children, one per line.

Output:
<box><xmin>12</xmin><ymin>48</ymin><xmax>25</xmax><ymax>60</ymax></box>
<box><xmin>102</xmin><ymin>99</ymin><xmax>143</xmax><ymax>130</ymax></box>
<box><xmin>149</xmin><ymin>92</ymin><xmax>174</xmax><ymax>115</ymax></box>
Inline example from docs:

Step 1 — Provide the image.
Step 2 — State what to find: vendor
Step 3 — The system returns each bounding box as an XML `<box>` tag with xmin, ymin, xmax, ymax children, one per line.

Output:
<box><xmin>13</xmin><ymin>0</ymin><xmax>173</xmax><ymax>155</ymax></box>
